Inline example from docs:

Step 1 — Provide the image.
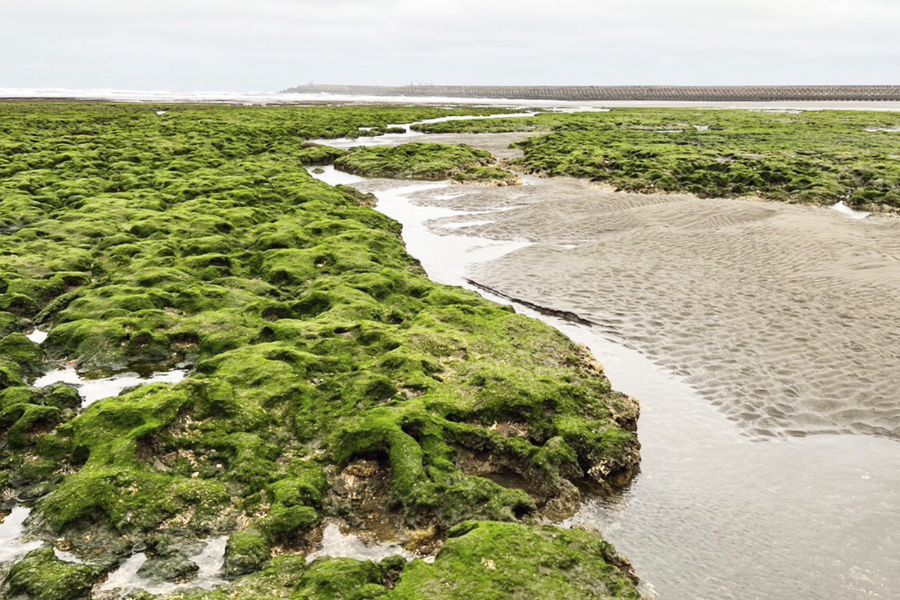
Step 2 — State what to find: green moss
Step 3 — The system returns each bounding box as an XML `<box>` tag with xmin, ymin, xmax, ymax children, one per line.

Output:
<box><xmin>224</xmin><ymin>529</ymin><xmax>271</xmax><ymax>578</ymax></box>
<box><xmin>0</xmin><ymin>333</ymin><xmax>46</xmax><ymax>374</ymax></box>
<box><xmin>335</xmin><ymin>143</ymin><xmax>500</xmax><ymax>181</ymax></box>
<box><xmin>296</xmin><ymin>558</ymin><xmax>388</xmax><ymax>600</ymax></box>
<box><xmin>5</xmin><ymin>548</ymin><xmax>97</xmax><ymax>600</ymax></box>
<box><xmin>0</xmin><ymin>103</ymin><xmax>640</xmax><ymax>597</ymax></box>
<box><xmin>391</xmin><ymin>521</ymin><xmax>640</xmax><ymax>599</ymax></box>
<box><xmin>452</xmin><ymin>166</ymin><xmax>517</xmax><ymax>185</ymax></box>
<box><xmin>404</xmin><ymin>108</ymin><xmax>900</xmax><ymax>209</ymax></box>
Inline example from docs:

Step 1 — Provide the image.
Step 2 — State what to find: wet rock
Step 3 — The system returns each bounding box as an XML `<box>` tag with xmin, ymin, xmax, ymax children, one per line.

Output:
<box><xmin>6</xmin><ymin>547</ymin><xmax>97</xmax><ymax>600</ymax></box>
<box><xmin>223</xmin><ymin>529</ymin><xmax>269</xmax><ymax>578</ymax></box>
<box><xmin>136</xmin><ymin>552</ymin><xmax>199</xmax><ymax>582</ymax></box>
<box><xmin>0</xmin><ymin>333</ymin><xmax>45</xmax><ymax>375</ymax></box>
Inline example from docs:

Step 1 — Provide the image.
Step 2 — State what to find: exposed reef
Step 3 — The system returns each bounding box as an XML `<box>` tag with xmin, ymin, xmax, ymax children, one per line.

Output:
<box><xmin>400</xmin><ymin>108</ymin><xmax>900</xmax><ymax>209</ymax></box>
<box><xmin>0</xmin><ymin>103</ymin><xmax>640</xmax><ymax>598</ymax></box>
<box><xmin>335</xmin><ymin>143</ymin><xmax>518</xmax><ymax>185</ymax></box>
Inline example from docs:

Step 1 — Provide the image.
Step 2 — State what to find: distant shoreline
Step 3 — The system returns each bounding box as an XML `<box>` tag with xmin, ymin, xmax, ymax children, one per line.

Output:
<box><xmin>285</xmin><ymin>84</ymin><xmax>900</xmax><ymax>103</ymax></box>
<box><xmin>3</xmin><ymin>89</ymin><xmax>900</xmax><ymax>111</ymax></box>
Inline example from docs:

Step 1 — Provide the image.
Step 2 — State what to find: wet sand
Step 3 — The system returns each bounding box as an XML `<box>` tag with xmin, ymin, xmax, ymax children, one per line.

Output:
<box><xmin>441</xmin><ymin>179</ymin><xmax>900</xmax><ymax>439</ymax></box>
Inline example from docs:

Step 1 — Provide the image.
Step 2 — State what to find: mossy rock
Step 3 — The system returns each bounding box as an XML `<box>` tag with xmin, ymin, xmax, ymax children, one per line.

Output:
<box><xmin>335</xmin><ymin>143</ymin><xmax>497</xmax><ymax>181</ymax></box>
<box><xmin>137</xmin><ymin>551</ymin><xmax>200</xmax><ymax>582</ymax></box>
<box><xmin>296</xmin><ymin>558</ymin><xmax>388</xmax><ymax>600</ymax></box>
<box><xmin>224</xmin><ymin>529</ymin><xmax>271</xmax><ymax>578</ymax></box>
<box><xmin>0</xmin><ymin>333</ymin><xmax>46</xmax><ymax>375</ymax></box>
<box><xmin>391</xmin><ymin>521</ymin><xmax>641</xmax><ymax>599</ymax></box>
<box><xmin>5</xmin><ymin>548</ymin><xmax>96</xmax><ymax>600</ymax></box>
<box><xmin>259</xmin><ymin>504</ymin><xmax>319</xmax><ymax>543</ymax></box>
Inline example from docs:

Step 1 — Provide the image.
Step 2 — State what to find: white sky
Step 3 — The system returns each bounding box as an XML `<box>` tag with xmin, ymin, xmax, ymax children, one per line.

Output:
<box><xmin>1</xmin><ymin>0</ymin><xmax>898</xmax><ymax>91</ymax></box>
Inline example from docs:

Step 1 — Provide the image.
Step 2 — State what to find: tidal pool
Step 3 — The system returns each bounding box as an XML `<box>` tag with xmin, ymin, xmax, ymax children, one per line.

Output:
<box><xmin>33</xmin><ymin>367</ymin><xmax>188</xmax><ymax>408</ymax></box>
<box><xmin>99</xmin><ymin>536</ymin><xmax>227</xmax><ymax>596</ymax></box>
<box><xmin>306</xmin><ymin>522</ymin><xmax>416</xmax><ymax>564</ymax></box>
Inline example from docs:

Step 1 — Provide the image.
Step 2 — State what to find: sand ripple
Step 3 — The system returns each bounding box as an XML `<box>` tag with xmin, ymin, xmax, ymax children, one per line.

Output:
<box><xmin>415</xmin><ymin>177</ymin><xmax>900</xmax><ymax>440</ymax></box>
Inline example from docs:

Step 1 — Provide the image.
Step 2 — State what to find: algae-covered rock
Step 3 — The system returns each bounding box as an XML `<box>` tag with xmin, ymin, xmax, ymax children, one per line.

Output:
<box><xmin>260</xmin><ymin>505</ymin><xmax>319</xmax><ymax>543</ymax></box>
<box><xmin>0</xmin><ymin>333</ymin><xmax>46</xmax><ymax>375</ymax></box>
<box><xmin>335</xmin><ymin>143</ymin><xmax>500</xmax><ymax>181</ymax></box>
<box><xmin>0</xmin><ymin>103</ymin><xmax>642</xmax><ymax>598</ymax></box>
<box><xmin>391</xmin><ymin>521</ymin><xmax>641</xmax><ymax>599</ymax></box>
<box><xmin>224</xmin><ymin>529</ymin><xmax>270</xmax><ymax>578</ymax></box>
<box><xmin>137</xmin><ymin>551</ymin><xmax>199</xmax><ymax>582</ymax></box>
<box><xmin>296</xmin><ymin>558</ymin><xmax>388</xmax><ymax>600</ymax></box>
<box><xmin>5</xmin><ymin>547</ymin><xmax>96</xmax><ymax>600</ymax></box>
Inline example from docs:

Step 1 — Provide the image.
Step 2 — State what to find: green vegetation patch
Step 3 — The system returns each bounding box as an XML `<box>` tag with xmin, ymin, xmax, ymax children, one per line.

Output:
<box><xmin>405</xmin><ymin>108</ymin><xmax>900</xmax><ymax>208</ymax></box>
<box><xmin>6</xmin><ymin>548</ymin><xmax>97</xmax><ymax>600</ymax></box>
<box><xmin>335</xmin><ymin>143</ymin><xmax>516</xmax><ymax>183</ymax></box>
<box><xmin>0</xmin><ymin>102</ymin><xmax>637</xmax><ymax>597</ymax></box>
<box><xmin>392</xmin><ymin>521</ymin><xmax>640</xmax><ymax>599</ymax></box>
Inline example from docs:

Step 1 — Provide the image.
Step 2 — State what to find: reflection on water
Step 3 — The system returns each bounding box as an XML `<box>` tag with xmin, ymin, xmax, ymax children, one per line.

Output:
<box><xmin>309</xmin><ymin>157</ymin><xmax>900</xmax><ymax>599</ymax></box>
<box><xmin>33</xmin><ymin>367</ymin><xmax>187</xmax><ymax>408</ymax></box>
<box><xmin>0</xmin><ymin>507</ymin><xmax>43</xmax><ymax>565</ymax></box>
<box><xmin>306</xmin><ymin>522</ymin><xmax>415</xmax><ymax>564</ymax></box>
<box><xmin>100</xmin><ymin>536</ymin><xmax>227</xmax><ymax>596</ymax></box>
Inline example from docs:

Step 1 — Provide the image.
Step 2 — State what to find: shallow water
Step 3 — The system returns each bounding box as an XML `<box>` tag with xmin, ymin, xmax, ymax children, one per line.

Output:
<box><xmin>33</xmin><ymin>367</ymin><xmax>187</xmax><ymax>408</ymax></box>
<box><xmin>99</xmin><ymin>536</ymin><xmax>227</xmax><ymax>595</ymax></box>
<box><xmin>0</xmin><ymin>507</ymin><xmax>43</xmax><ymax>565</ymax></box>
<box><xmin>308</xmin><ymin>157</ymin><xmax>900</xmax><ymax>599</ymax></box>
<box><xmin>306</xmin><ymin>522</ymin><xmax>415</xmax><ymax>564</ymax></box>
<box><xmin>6</xmin><ymin>87</ymin><xmax>900</xmax><ymax>112</ymax></box>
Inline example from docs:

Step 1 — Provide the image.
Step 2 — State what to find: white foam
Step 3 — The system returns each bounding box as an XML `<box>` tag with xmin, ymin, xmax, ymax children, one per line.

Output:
<box><xmin>25</xmin><ymin>330</ymin><xmax>48</xmax><ymax>345</ymax></box>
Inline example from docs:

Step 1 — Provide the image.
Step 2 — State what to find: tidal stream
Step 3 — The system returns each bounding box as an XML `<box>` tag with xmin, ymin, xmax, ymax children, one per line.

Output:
<box><xmin>309</xmin><ymin>156</ymin><xmax>900</xmax><ymax>599</ymax></box>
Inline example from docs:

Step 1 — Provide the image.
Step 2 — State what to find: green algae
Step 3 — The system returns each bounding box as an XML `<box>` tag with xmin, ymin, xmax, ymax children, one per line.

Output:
<box><xmin>335</xmin><ymin>143</ymin><xmax>515</xmax><ymax>183</ymax></box>
<box><xmin>158</xmin><ymin>522</ymin><xmax>642</xmax><ymax>600</ymax></box>
<box><xmin>404</xmin><ymin>108</ymin><xmax>900</xmax><ymax>208</ymax></box>
<box><xmin>0</xmin><ymin>102</ymin><xmax>640</xmax><ymax>598</ymax></box>
<box><xmin>224</xmin><ymin>529</ymin><xmax>271</xmax><ymax>578</ymax></box>
<box><xmin>5</xmin><ymin>548</ymin><xmax>97</xmax><ymax>600</ymax></box>
<box><xmin>392</xmin><ymin>521</ymin><xmax>641</xmax><ymax>599</ymax></box>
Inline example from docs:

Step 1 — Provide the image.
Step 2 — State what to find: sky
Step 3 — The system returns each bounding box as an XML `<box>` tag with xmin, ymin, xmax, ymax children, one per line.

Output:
<box><xmin>1</xmin><ymin>0</ymin><xmax>898</xmax><ymax>92</ymax></box>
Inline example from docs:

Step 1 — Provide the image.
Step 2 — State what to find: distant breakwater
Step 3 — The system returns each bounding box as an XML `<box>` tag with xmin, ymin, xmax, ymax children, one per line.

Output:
<box><xmin>284</xmin><ymin>85</ymin><xmax>900</xmax><ymax>102</ymax></box>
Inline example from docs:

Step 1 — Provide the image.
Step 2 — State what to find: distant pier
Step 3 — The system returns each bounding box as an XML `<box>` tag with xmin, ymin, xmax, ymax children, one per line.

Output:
<box><xmin>283</xmin><ymin>85</ymin><xmax>900</xmax><ymax>102</ymax></box>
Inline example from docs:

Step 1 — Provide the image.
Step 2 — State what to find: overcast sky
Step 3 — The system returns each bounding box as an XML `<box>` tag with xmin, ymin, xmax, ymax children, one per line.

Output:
<box><xmin>2</xmin><ymin>0</ymin><xmax>898</xmax><ymax>92</ymax></box>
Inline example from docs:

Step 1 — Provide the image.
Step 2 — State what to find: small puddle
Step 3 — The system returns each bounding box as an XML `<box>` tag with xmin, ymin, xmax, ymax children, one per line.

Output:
<box><xmin>0</xmin><ymin>507</ymin><xmax>44</xmax><ymax>565</ymax></box>
<box><xmin>33</xmin><ymin>367</ymin><xmax>188</xmax><ymax>408</ymax></box>
<box><xmin>100</xmin><ymin>536</ymin><xmax>227</xmax><ymax>596</ymax></box>
<box><xmin>306</xmin><ymin>522</ymin><xmax>415</xmax><ymax>564</ymax></box>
